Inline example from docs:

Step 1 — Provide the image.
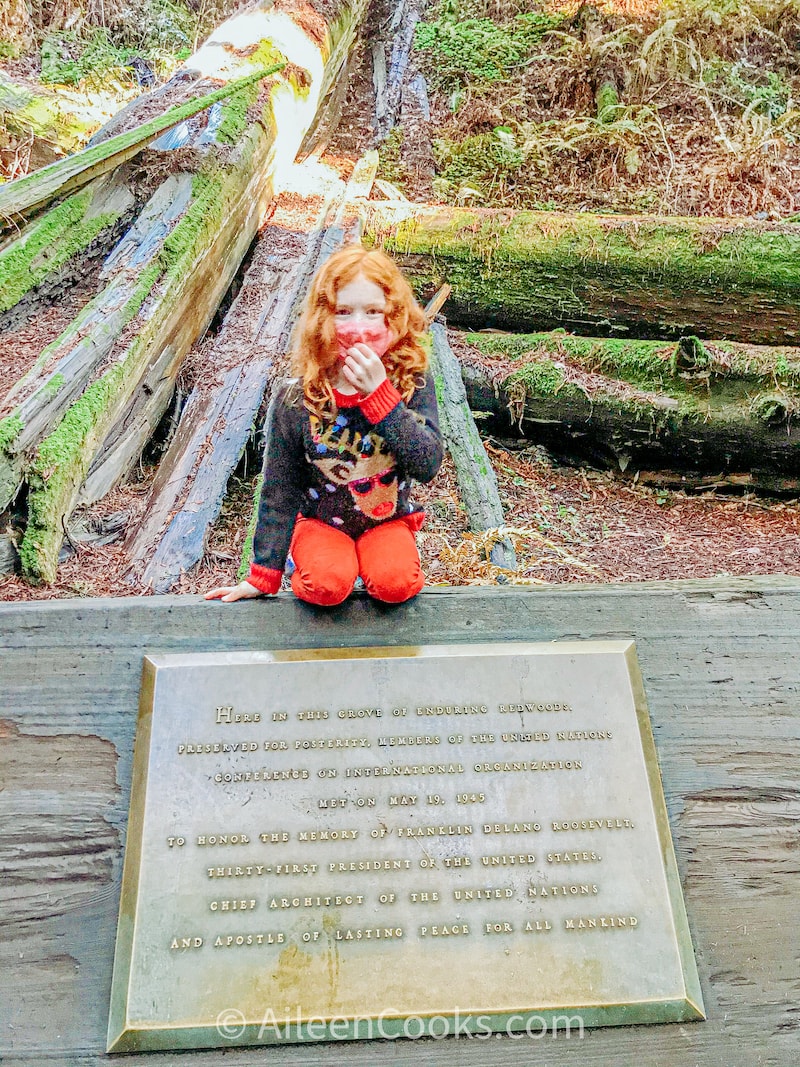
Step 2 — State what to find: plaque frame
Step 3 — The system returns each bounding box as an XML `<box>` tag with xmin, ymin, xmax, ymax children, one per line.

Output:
<box><xmin>108</xmin><ymin>641</ymin><xmax>705</xmax><ymax>1052</ymax></box>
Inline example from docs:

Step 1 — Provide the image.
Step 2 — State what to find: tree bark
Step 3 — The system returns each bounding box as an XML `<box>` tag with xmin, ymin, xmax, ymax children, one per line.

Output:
<box><xmin>360</xmin><ymin>203</ymin><xmax>800</xmax><ymax>345</ymax></box>
<box><xmin>13</xmin><ymin>0</ymin><xmax>369</xmax><ymax>584</ymax></box>
<box><xmin>457</xmin><ymin>330</ymin><xmax>800</xmax><ymax>480</ymax></box>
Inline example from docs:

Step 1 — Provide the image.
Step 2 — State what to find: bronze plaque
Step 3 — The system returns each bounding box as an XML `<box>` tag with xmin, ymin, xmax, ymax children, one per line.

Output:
<box><xmin>108</xmin><ymin>641</ymin><xmax>704</xmax><ymax>1052</ymax></box>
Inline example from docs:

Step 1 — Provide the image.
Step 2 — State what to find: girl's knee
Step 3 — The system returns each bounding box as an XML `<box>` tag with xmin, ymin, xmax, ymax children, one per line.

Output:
<box><xmin>363</xmin><ymin>566</ymin><xmax>424</xmax><ymax>604</ymax></box>
<box><xmin>291</xmin><ymin>568</ymin><xmax>355</xmax><ymax>607</ymax></box>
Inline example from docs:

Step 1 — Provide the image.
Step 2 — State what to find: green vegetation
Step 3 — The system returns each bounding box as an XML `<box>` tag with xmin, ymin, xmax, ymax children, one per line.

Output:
<box><xmin>216</xmin><ymin>43</ymin><xmax>286</xmax><ymax>146</ymax></box>
<box><xmin>403</xmin><ymin>0</ymin><xmax>800</xmax><ymax>215</ymax></box>
<box><xmin>0</xmin><ymin>413</ymin><xmax>23</xmax><ymax>452</ymax></box>
<box><xmin>21</xmin><ymin>363</ymin><xmax>127</xmax><ymax>582</ymax></box>
<box><xmin>38</xmin><ymin>0</ymin><xmax>206</xmax><ymax>87</ymax></box>
<box><xmin>415</xmin><ymin>3</ymin><xmax>564</xmax><ymax>91</ymax></box>
<box><xmin>0</xmin><ymin>190</ymin><xmax>121</xmax><ymax>313</ymax></box>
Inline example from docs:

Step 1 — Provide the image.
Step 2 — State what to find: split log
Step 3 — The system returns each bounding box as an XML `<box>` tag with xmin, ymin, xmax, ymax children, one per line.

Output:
<box><xmin>429</xmin><ymin>322</ymin><xmax>516</xmax><ymax>570</ymax></box>
<box><xmin>125</xmin><ymin>154</ymin><xmax>378</xmax><ymax>591</ymax></box>
<box><xmin>13</xmin><ymin>0</ymin><xmax>369</xmax><ymax>584</ymax></box>
<box><xmin>373</xmin><ymin>0</ymin><xmax>421</xmax><ymax>141</ymax></box>
<box><xmin>0</xmin><ymin>173</ymin><xmax>194</xmax><ymax>514</ymax></box>
<box><xmin>457</xmin><ymin>330</ymin><xmax>800</xmax><ymax>481</ymax></box>
<box><xmin>360</xmin><ymin>203</ymin><xmax>800</xmax><ymax>345</ymax></box>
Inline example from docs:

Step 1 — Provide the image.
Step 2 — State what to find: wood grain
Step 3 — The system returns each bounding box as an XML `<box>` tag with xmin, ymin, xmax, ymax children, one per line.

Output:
<box><xmin>1</xmin><ymin>577</ymin><xmax>798</xmax><ymax>1064</ymax></box>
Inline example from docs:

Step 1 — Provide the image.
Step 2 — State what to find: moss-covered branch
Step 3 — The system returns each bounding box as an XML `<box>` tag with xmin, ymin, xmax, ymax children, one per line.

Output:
<box><xmin>0</xmin><ymin>65</ymin><xmax>285</xmax><ymax>230</ymax></box>
<box><xmin>361</xmin><ymin>203</ymin><xmax>800</xmax><ymax>346</ymax></box>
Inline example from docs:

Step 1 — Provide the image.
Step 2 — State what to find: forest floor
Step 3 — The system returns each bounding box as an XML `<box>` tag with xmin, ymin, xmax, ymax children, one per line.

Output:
<box><xmin>1</xmin><ymin>0</ymin><xmax>799</xmax><ymax>600</ymax></box>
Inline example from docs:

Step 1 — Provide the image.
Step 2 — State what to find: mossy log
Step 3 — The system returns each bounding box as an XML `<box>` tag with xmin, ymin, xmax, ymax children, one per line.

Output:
<box><xmin>0</xmin><ymin>166</ymin><xmax>139</xmax><ymax>333</ymax></box>
<box><xmin>14</xmin><ymin>0</ymin><xmax>369</xmax><ymax>584</ymax></box>
<box><xmin>0</xmin><ymin>173</ymin><xmax>193</xmax><ymax>514</ymax></box>
<box><xmin>361</xmin><ymin>203</ymin><xmax>800</xmax><ymax>345</ymax></box>
<box><xmin>0</xmin><ymin>67</ymin><xmax>281</xmax><ymax>232</ymax></box>
<box><xmin>459</xmin><ymin>330</ymin><xmax>800</xmax><ymax>481</ymax></box>
<box><xmin>429</xmin><ymin>322</ymin><xmax>516</xmax><ymax>569</ymax></box>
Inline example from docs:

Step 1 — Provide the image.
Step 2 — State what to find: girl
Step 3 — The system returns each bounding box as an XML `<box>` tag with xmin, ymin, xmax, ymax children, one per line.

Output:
<box><xmin>205</xmin><ymin>244</ymin><xmax>443</xmax><ymax>606</ymax></box>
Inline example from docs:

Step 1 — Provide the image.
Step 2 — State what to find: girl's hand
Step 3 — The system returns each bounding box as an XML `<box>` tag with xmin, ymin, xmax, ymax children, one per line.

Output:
<box><xmin>342</xmin><ymin>343</ymin><xmax>388</xmax><ymax>395</ymax></box>
<box><xmin>204</xmin><ymin>580</ymin><xmax>267</xmax><ymax>602</ymax></box>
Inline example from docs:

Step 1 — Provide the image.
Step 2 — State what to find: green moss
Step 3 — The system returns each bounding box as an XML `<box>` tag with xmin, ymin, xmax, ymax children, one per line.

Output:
<box><xmin>42</xmin><ymin>373</ymin><xmax>66</xmax><ymax>398</ymax></box>
<box><xmin>415</xmin><ymin>8</ymin><xmax>564</xmax><ymax>91</ymax></box>
<box><xmin>0</xmin><ymin>413</ymin><xmax>24</xmax><ymax>452</ymax></box>
<box><xmin>434</xmin><ymin>129</ymin><xmax>524</xmax><ymax>200</ymax></box>
<box><xmin>506</xmin><ymin>359</ymin><xmax>573</xmax><ymax>398</ymax></box>
<box><xmin>0</xmin><ymin>191</ymin><xmax>121</xmax><ymax>313</ymax></box>
<box><xmin>238</xmin><ymin>473</ymin><xmax>263</xmax><ymax>580</ymax></box>
<box><xmin>466</xmin><ymin>331</ymin><xmax>677</xmax><ymax>388</ymax></box>
<box><xmin>377</xmin><ymin>127</ymin><xmax>406</xmax><ymax>187</ymax></box>
<box><xmin>21</xmin><ymin>363</ymin><xmax>126</xmax><ymax>582</ymax></box>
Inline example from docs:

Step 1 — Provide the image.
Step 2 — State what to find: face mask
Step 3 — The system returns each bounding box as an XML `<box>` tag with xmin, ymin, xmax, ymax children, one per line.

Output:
<box><xmin>335</xmin><ymin>321</ymin><xmax>392</xmax><ymax>361</ymax></box>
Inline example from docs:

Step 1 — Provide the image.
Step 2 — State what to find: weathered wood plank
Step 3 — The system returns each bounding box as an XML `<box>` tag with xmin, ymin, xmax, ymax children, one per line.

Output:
<box><xmin>1</xmin><ymin>578</ymin><xmax>798</xmax><ymax>1064</ymax></box>
<box><xmin>428</xmin><ymin>322</ymin><xmax>516</xmax><ymax>568</ymax></box>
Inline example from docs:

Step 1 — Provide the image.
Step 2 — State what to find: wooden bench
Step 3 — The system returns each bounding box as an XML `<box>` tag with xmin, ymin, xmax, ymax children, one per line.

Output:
<box><xmin>1</xmin><ymin>577</ymin><xmax>797</xmax><ymax>1064</ymax></box>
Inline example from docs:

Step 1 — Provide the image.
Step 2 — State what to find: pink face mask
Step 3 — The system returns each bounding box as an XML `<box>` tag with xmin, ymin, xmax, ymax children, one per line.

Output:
<box><xmin>335</xmin><ymin>321</ymin><xmax>392</xmax><ymax>361</ymax></box>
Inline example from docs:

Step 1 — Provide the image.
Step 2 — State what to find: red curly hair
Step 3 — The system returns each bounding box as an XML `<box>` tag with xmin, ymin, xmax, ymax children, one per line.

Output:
<box><xmin>290</xmin><ymin>244</ymin><xmax>428</xmax><ymax>418</ymax></box>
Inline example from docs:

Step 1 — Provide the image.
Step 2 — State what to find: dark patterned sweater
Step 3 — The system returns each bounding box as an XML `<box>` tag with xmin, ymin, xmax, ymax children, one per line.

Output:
<box><xmin>248</xmin><ymin>375</ymin><xmax>443</xmax><ymax>593</ymax></box>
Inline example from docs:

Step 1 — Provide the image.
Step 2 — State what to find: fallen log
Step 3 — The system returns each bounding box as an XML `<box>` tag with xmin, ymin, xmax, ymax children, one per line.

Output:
<box><xmin>0</xmin><ymin>173</ymin><xmax>194</xmax><ymax>514</ymax></box>
<box><xmin>0</xmin><ymin>165</ymin><xmax>139</xmax><ymax>334</ymax></box>
<box><xmin>125</xmin><ymin>154</ymin><xmax>378</xmax><ymax>592</ymax></box>
<box><xmin>457</xmin><ymin>330</ymin><xmax>800</xmax><ymax>481</ymax></box>
<box><xmin>428</xmin><ymin>321</ymin><xmax>516</xmax><ymax>570</ymax></box>
<box><xmin>373</xmin><ymin>0</ymin><xmax>421</xmax><ymax>141</ymax></box>
<box><xmin>14</xmin><ymin>0</ymin><xmax>369</xmax><ymax>584</ymax></box>
<box><xmin>360</xmin><ymin>203</ymin><xmax>800</xmax><ymax>345</ymax></box>
<box><xmin>0</xmin><ymin>67</ymin><xmax>281</xmax><ymax>231</ymax></box>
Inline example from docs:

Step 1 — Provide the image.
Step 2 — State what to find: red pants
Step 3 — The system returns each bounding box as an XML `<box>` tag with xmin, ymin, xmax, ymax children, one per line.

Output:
<box><xmin>289</xmin><ymin>517</ymin><xmax>424</xmax><ymax>607</ymax></box>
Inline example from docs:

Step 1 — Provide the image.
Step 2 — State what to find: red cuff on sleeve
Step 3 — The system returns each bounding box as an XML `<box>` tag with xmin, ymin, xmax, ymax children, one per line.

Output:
<box><xmin>359</xmin><ymin>379</ymin><xmax>402</xmax><ymax>423</ymax></box>
<box><xmin>248</xmin><ymin>563</ymin><xmax>283</xmax><ymax>595</ymax></box>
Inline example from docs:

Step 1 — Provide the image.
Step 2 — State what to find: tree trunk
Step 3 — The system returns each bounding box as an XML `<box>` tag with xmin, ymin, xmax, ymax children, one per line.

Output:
<box><xmin>13</xmin><ymin>0</ymin><xmax>369</xmax><ymax>584</ymax></box>
<box><xmin>360</xmin><ymin>203</ymin><xmax>800</xmax><ymax>345</ymax></box>
<box><xmin>457</xmin><ymin>330</ymin><xmax>800</xmax><ymax>480</ymax></box>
